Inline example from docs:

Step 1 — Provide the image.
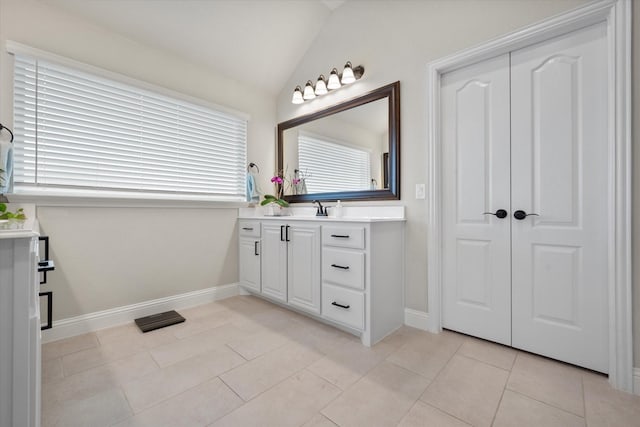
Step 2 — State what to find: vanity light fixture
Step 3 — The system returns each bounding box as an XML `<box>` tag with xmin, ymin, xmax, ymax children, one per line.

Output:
<box><xmin>314</xmin><ymin>75</ymin><xmax>328</xmax><ymax>95</ymax></box>
<box><xmin>327</xmin><ymin>68</ymin><xmax>341</xmax><ymax>90</ymax></box>
<box><xmin>302</xmin><ymin>80</ymin><xmax>316</xmax><ymax>100</ymax></box>
<box><xmin>341</xmin><ymin>61</ymin><xmax>356</xmax><ymax>84</ymax></box>
<box><xmin>291</xmin><ymin>85</ymin><xmax>304</xmax><ymax>104</ymax></box>
<box><xmin>291</xmin><ymin>61</ymin><xmax>365</xmax><ymax>103</ymax></box>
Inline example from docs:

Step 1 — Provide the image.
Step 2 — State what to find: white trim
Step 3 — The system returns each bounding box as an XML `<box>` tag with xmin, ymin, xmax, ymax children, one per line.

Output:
<box><xmin>404</xmin><ymin>308</ymin><xmax>430</xmax><ymax>331</ymax></box>
<box><xmin>426</xmin><ymin>0</ymin><xmax>632</xmax><ymax>391</ymax></box>
<box><xmin>634</xmin><ymin>368</ymin><xmax>640</xmax><ymax>396</ymax></box>
<box><xmin>7</xmin><ymin>192</ymin><xmax>249</xmax><ymax>209</ymax></box>
<box><xmin>5</xmin><ymin>41</ymin><xmax>250</xmax><ymax>121</ymax></box>
<box><xmin>41</xmin><ymin>283</ymin><xmax>239</xmax><ymax>343</ymax></box>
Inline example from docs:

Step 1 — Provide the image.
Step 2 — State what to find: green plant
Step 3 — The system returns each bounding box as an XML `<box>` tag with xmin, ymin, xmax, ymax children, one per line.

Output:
<box><xmin>0</xmin><ymin>203</ymin><xmax>26</xmax><ymax>220</ymax></box>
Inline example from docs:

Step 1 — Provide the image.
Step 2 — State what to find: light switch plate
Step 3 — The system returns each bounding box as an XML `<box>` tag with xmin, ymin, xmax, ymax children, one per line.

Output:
<box><xmin>415</xmin><ymin>183</ymin><xmax>426</xmax><ymax>199</ymax></box>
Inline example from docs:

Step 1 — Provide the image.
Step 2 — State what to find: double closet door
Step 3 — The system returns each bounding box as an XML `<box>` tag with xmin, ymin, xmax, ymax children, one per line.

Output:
<box><xmin>441</xmin><ymin>23</ymin><xmax>609</xmax><ymax>373</ymax></box>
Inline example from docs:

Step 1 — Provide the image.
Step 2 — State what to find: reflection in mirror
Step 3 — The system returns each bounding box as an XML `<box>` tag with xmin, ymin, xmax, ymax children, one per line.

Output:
<box><xmin>282</xmin><ymin>98</ymin><xmax>388</xmax><ymax>195</ymax></box>
<box><xmin>277</xmin><ymin>81</ymin><xmax>400</xmax><ymax>203</ymax></box>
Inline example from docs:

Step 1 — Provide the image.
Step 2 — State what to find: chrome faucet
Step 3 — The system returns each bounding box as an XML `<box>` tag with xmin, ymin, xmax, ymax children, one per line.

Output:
<box><xmin>312</xmin><ymin>200</ymin><xmax>328</xmax><ymax>216</ymax></box>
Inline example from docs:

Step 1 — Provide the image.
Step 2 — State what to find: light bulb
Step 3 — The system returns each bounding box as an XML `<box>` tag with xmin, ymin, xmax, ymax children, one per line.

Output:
<box><xmin>291</xmin><ymin>86</ymin><xmax>304</xmax><ymax>104</ymax></box>
<box><xmin>315</xmin><ymin>75</ymin><xmax>328</xmax><ymax>95</ymax></box>
<box><xmin>303</xmin><ymin>80</ymin><xmax>316</xmax><ymax>100</ymax></box>
<box><xmin>341</xmin><ymin>61</ymin><xmax>355</xmax><ymax>84</ymax></box>
<box><xmin>327</xmin><ymin>68</ymin><xmax>341</xmax><ymax>90</ymax></box>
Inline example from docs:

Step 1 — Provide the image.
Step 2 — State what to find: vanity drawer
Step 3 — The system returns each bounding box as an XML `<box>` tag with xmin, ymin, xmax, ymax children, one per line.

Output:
<box><xmin>322</xmin><ymin>225</ymin><xmax>365</xmax><ymax>249</ymax></box>
<box><xmin>322</xmin><ymin>283</ymin><xmax>364</xmax><ymax>330</ymax></box>
<box><xmin>322</xmin><ymin>247</ymin><xmax>364</xmax><ymax>290</ymax></box>
<box><xmin>239</xmin><ymin>221</ymin><xmax>260</xmax><ymax>238</ymax></box>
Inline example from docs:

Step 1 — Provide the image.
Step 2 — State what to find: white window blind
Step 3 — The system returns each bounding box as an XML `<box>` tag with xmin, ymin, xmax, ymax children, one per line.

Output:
<box><xmin>298</xmin><ymin>132</ymin><xmax>371</xmax><ymax>193</ymax></box>
<box><xmin>12</xmin><ymin>54</ymin><xmax>247</xmax><ymax>200</ymax></box>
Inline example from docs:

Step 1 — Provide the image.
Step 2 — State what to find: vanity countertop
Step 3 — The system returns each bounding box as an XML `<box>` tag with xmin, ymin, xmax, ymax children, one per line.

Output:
<box><xmin>238</xmin><ymin>206</ymin><xmax>405</xmax><ymax>223</ymax></box>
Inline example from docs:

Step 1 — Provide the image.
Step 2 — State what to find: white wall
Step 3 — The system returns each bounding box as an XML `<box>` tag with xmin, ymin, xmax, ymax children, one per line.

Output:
<box><xmin>277</xmin><ymin>0</ymin><xmax>589</xmax><ymax>312</ymax></box>
<box><xmin>0</xmin><ymin>0</ymin><xmax>276</xmax><ymax>319</ymax></box>
<box><xmin>278</xmin><ymin>0</ymin><xmax>640</xmax><ymax>368</ymax></box>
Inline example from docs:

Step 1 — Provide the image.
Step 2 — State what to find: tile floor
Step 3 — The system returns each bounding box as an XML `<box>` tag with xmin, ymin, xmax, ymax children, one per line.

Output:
<box><xmin>41</xmin><ymin>296</ymin><xmax>640</xmax><ymax>427</ymax></box>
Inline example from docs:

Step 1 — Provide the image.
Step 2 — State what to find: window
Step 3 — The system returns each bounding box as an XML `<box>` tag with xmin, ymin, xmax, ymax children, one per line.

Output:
<box><xmin>12</xmin><ymin>51</ymin><xmax>248</xmax><ymax>201</ymax></box>
<box><xmin>298</xmin><ymin>131</ymin><xmax>371</xmax><ymax>193</ymax></box>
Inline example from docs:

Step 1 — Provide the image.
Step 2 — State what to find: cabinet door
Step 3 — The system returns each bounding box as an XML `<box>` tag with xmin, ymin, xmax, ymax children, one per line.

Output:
<box><xmin>261</xmin><ymin>223</ymin><xmax>287</xmax><ymax>302</ymax></box>
<box><xmin>239</xmin><ymin>237</ymin><xmax>260</xmax><ymax>292</ymax></box>
<box><xmin>287</xmin><ymin>224</ymin><xmax>321</xmax><ymax>314</ymax></box>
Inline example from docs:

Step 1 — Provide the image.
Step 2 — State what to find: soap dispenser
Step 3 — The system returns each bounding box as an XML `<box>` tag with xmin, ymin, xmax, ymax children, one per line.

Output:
<box><xmin>334</xmin><ymin>200</ymin><xmax>343</xmax><ymax>218</ymax></box>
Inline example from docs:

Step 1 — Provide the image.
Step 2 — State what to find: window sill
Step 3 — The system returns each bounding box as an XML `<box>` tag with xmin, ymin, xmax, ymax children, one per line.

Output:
<box><xmin>7</xmin><ymin>188</ymin><xmax>249</xmax><ymax>209</ymax></box>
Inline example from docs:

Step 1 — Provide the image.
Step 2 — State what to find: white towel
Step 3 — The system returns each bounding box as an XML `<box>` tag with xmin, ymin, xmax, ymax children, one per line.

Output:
<box><xmin>0</xmin><ymin>140</ymin><xmax>13</xmax><ymax>194</ymax></box>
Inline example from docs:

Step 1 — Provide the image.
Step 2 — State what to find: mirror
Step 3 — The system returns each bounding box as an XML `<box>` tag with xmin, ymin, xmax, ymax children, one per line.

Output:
<box><xmin>277</xmin><ymin>81</ymin><xmax>400</xmax><ymax>203</ymax></box>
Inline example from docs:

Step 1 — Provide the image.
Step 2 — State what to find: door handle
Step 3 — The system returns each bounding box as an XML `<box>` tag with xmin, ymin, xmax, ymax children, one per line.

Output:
<box><xmin>513</xmin><ymin>210</ymin><xmax>539</xmax><ymax>220</ymax></box>
<box><xmin>331</xmin><ymin>264</ymin><xmax>350</xmax><ymax>270</ymax></box>
<box><xmin>482</xmin><ymin>209</ymin><xmax>508</xmax><ymax>219</ymax></box>
<box><xmin>280</xmin><ymin>225</ymin><xmax>285</xmax><ymax>241</ymax></box>
<box><xmin>286</xmin><ymin>225</ymin><xmax>290</xmax><ymax>242</ymax></box>
<box><xmin>254</xmin><ymin>241</ymin><xmax>259</xmax><ymax>256</ymax></box>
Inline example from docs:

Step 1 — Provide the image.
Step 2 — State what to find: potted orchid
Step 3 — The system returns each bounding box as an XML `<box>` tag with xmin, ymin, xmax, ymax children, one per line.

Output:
<box><xmin>261</xmin><ymin>173</ymin><xmax>289</xmax><ymax>214</ymax></box>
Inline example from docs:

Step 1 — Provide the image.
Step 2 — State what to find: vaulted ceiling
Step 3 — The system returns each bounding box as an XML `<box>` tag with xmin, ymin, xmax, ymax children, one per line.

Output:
<box><xmin>42</xmin><ymin>0</ymin><xmax>346</xmax><ymax>95</ymax></box>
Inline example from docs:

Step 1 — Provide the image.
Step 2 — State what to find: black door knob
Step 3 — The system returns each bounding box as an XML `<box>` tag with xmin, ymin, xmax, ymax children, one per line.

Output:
<box><xmin>514</xmin><ymin>210</ymin><xmax>539</xmax><ymax>220</ymax></box>
<box><xmin>483</xmin><ymin>209</ymin><xmax>508</xmax><ymax>219</ymax></box>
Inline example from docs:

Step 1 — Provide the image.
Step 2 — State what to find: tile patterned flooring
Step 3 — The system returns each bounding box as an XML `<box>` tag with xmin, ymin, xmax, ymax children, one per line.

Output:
<box><xmin>41</xmin><ymin>296</ymin><xmax>640</xmax><ymax>427</ymax></box>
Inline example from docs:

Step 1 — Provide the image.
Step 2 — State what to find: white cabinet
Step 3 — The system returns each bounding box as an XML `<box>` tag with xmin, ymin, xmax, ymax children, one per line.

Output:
<box><xmin>0</xmin><ymin>233</ymin><xmax>41</xmax><ymax>427</ymax></box>
<box><xmin>260</xmin><ymin>222</ymin><xmax>288</xmax><ymax>302</ymax></box>
<box><xmin>286</xmin><ymin>224</ymin><xmax>321</xmax><ymax>315</ymax></box>
<box><xmin>238</xmin><ymin>221</ymin><xmax>261</xmax><ymax>293</ymax></box>
<box><xmin>238</xmin><ymin>215</ymin><xmax>404</xmax><ymax>346</ymax></box>
<box><xmin>259</xmin><ymin>222</ymin><xmax>321</xmax><ymax>314</ymax></box>
<box><xmin>321</xmin><ymin>222</ymin><xmax>404</xmax><ymax>346</ymax></box>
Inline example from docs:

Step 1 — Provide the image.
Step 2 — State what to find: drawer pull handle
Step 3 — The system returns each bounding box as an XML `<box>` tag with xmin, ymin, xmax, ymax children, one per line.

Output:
<box><xmin>242</xmin><ymin>227</ymin><xmax>254</xmax><ymax>231</ymax></box>
<box><xmin>331</xmin><ymin>301</ymin><xmax>350</xmax><ymax>310</ymax></box>
<box><xmin>331</xmin><ymin>264</ymin><xmax>350</xmax><ymax>270</ymax></box>
<box><xmin>330</xmin><ymin>234</ymin><xmax>350</xmax><ymax>238</ymax></box>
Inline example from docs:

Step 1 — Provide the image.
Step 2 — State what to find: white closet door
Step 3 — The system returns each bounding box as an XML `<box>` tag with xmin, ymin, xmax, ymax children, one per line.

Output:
<box><xmin>510</xmin><ymin>23</ymin><xmax>609</xmax><ymax>372</ymax></box>
<box><xmin>441</xmin><ymin>54</ymin><xmax>512</xmax><ymax>345</ymax></box>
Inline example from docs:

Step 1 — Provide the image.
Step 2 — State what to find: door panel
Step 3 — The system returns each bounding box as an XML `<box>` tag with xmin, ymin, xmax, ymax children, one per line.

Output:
<box><xmin>239</xmin><ymin>237</ymin><xmax>260</xmax><ymax>292</ymax></box>
<box><xmin>287</xmin><ymin>225</ymin><xmax>321</xmax><ymax>314</ymax></box>
<box><xmin>510</xmin><ymin>23</ymin><xmax>608</xmax><ymax>372</ymax></box>
<box><xmin>260</xmin><ymin>223</ymin><xmax>287</xmax><ymax>302</ymax></box>
<box><xmin>530</xmin><ymin>55</ymin><xmax>581</xmax><ymax>227</ymax></box>
<box><xmin>441</xmin><ymin>54</ymin><xmax>512</xmax><ymax>345</ymax></box>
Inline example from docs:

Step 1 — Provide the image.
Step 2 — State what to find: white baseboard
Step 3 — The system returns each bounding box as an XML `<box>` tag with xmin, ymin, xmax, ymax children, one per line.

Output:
<box><xmin>634</xmin><ymin>368</ymin><xmax>640</xmax><ymax>396</ymax></box>
<box><xmin>42</xmin><ymin>283</ymin><xmax>239</xmax><ymax>343</ymax></box>
<box><xmin>404</xmin><ymin>308</ymin><xmax>430</xmax><ymax>331</ymax></box>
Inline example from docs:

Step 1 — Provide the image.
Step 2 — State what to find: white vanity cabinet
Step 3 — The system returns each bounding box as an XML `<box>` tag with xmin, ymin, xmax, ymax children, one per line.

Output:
<box><xmin>321</xmin><ymin>221</ymin><xmax>404</xmax><ymax>345</ymax></box>
<box><xmin>238</xmin><ymin>210</ymin><xmax>405</xmax><ymax>346</ymax></box>
<box><xmin>260</xmin><ymin>222</ymin><xmax>321</xmax><ymax>314</ymax></box>
<box><xmin>238</xmin><ymin>221</ymin><xmax>261</xmax><ymax>293</ymax></box>
<box><xmin>0</xmin><ymin>210</ymin><xmax>41</xmax><ymax>427</ymax></box>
